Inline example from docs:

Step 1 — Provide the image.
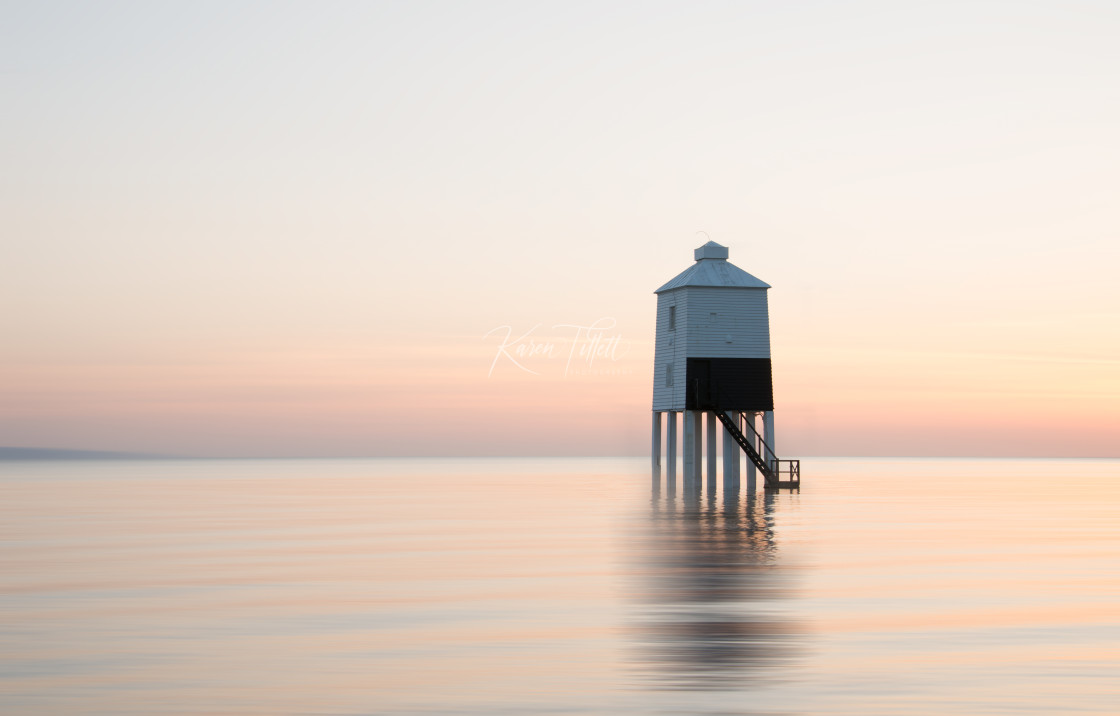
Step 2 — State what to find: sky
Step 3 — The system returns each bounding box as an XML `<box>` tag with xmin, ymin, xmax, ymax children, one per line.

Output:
<box><xmin>2</xmin><ymin>0</ymin><xmax>1118</xmax><ymax>457</ymax></box>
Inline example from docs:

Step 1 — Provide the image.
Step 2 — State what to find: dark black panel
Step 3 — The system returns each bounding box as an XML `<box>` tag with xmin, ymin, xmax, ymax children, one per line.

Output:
<box><xmin>685</xmin><ymin>358</ymin><xmax>773</xmax><ymax>411</ymax></box>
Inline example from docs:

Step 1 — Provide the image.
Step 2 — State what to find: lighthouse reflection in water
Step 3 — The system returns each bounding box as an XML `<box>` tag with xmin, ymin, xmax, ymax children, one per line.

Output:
<box><xmin>630</xmin><ymin>486</ymin><xmax>801</xmax><ymax>691</ymax></box>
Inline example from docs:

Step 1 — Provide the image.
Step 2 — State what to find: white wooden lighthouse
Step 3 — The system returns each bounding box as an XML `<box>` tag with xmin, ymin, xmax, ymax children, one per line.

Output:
<box><xmin>651</xmin><ymin>240</ymin><xmax>799</xmax><ymax>494</ymax></box>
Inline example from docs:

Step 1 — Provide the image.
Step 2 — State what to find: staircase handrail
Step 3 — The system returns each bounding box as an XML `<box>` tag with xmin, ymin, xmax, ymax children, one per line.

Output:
<box><xmin>737</xmin><ymin>412</ymin><xmax>777</xmax><ymax>465</ymax></box>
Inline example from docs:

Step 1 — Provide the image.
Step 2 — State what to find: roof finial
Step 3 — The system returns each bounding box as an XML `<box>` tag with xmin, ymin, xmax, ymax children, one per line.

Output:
<box><xmin>693</xmin><ymin>235</ymin><xmax>729</xmax><ymax>261</ymax></box>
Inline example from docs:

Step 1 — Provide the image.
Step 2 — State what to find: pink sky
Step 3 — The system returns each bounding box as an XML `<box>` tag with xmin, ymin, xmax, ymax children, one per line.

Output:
<box><xmin>2</xmin><ymin>2</ymin><xmax>1118</xmax><ymax>457</ymax></box>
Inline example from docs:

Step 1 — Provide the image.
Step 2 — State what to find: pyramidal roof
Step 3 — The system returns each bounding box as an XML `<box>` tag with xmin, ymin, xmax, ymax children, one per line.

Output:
<box><xmin>654</xmin><ymin>241</ymin><xmax>770</xmax><ymax>293</ymax></box>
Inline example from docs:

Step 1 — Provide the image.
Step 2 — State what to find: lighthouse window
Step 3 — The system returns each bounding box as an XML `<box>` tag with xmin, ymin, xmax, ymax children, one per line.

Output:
<box><xmin>668</xmin><ymin>306</ymin><xmax>676</xmax><ymax>330</ymax></box>
<box><xmin>709</xmin><ymin>312</ymin><xmax>717</xmax><ymax>323</ymax></box>
<box><xmin>665</xmin><ymin>363</ymin><xmax>674</xmax><ymax>387</ymax></box>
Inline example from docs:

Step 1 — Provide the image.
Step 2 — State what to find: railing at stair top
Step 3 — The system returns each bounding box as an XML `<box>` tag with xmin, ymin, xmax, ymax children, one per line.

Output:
<box><xmin>769</xmin><ymin>458</ymin><xmax>801</xmax><ymax>486</ymax></box>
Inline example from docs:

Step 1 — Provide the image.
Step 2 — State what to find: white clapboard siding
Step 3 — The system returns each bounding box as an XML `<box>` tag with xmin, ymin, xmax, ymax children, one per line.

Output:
<box><xmin>651</xmin><ymin>292</ymin><xmax>686</xmax><ymax>410</ymax></box>
<box><xmin>683</xmin><ymin>287</ymin><xmax>771</xmax><ymax>359</ymax></box>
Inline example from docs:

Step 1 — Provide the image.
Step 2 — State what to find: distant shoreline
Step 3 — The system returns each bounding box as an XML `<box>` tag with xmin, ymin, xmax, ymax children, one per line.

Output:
<box><xmin>0</xmin><ymin>447</ymin><xmax>167</xmax><ymax>460</ymax></box>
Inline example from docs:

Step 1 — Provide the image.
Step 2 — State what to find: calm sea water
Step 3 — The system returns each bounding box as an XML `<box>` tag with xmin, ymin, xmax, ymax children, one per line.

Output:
<box><xmin>1</xmin><ymin>457</ymin><xmax>1118</xmax><ymax>715</ymax></box>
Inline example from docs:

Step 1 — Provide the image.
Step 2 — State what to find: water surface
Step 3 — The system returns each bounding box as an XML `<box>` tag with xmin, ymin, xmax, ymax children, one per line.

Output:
<box><xmin>1</xmin><ymin>457</ymin><xmax>1117</xmax><ymax>714</ymax></box>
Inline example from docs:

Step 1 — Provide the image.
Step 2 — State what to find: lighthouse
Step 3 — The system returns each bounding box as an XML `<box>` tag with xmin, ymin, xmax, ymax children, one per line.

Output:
<box><xmin>651</xmin><ymin>240</ymin><xmax>799</xmax><ymax>494</ymax></box>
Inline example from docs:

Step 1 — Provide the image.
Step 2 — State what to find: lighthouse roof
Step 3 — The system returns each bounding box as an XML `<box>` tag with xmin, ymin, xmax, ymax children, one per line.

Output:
<box><xmin>654</xmin><ymin>241</ymin><xmax>771</xmax><ymax>293</ymax></box>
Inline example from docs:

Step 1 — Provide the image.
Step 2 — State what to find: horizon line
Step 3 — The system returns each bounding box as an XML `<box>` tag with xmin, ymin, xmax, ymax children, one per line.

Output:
<box><xmin>2</xmin><ymin>448</ymin><xmax>1117</xmax><ymax>461</ymax></box>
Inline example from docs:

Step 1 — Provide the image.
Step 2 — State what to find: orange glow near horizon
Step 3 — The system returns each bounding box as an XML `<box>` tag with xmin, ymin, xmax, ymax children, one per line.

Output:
<box><xmin>2</xmin><ymin>323</ymin><xmax>1117</xmax><ymax>456</ymax></box>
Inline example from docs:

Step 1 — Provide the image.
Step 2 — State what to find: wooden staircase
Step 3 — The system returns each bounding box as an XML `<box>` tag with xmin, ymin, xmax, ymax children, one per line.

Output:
<box><xmin>715</xmin><ymin>411</ymin><xmax>800</xmax><ymax>490</ymax></box>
